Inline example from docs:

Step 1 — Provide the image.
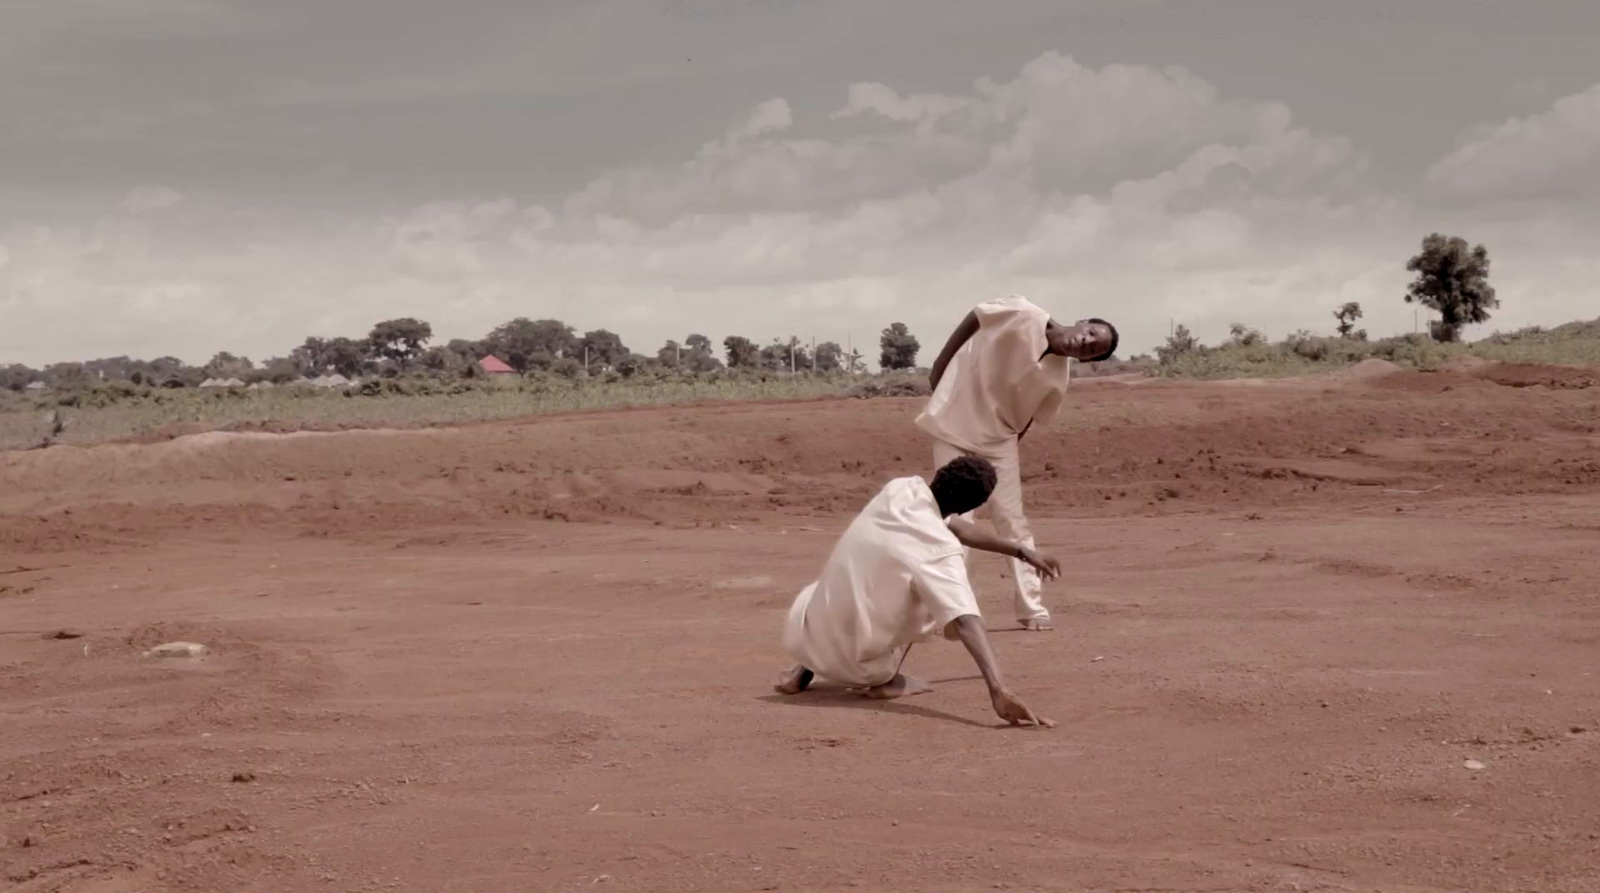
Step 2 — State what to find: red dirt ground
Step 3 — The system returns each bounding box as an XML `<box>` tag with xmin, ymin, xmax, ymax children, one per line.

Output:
<box><xmin>3</xmin><ymin>363</ymin><xmax>1599</xmax><ymax>892</ymax></box>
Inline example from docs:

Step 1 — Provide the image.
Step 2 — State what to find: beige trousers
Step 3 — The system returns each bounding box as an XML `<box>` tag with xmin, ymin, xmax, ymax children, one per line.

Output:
<box><xmin>932</xmin><ymin>437</ymin><xmax>1049</xmax><ymax>623</ymax></box>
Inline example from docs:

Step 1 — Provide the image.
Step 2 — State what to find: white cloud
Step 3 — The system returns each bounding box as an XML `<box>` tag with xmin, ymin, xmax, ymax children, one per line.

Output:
<box><xmin>121</xmin><ymin>184</ymin><xmax>185</xmax><ymax>214</ymax></box>
<box><xmin>2</xmin><ymin>53</ymin><xmax>1597</xmax><ymax>369</ymax></box>
<box><xmin>1426</xmin><ymin>82</ymin><xmax>1600</xmax><ymax>202</ymax></box>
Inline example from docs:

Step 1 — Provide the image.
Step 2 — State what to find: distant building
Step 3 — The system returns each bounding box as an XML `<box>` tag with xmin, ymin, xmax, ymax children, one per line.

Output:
<box><xmin>478</xmin><ymin>355</ymin><xmax>518</xmax><ymax>387</ymax></box>
<box><xmin>478</xmin><ymin>355</ymin><xmax>515</xmax><ymax>375</ymax></box>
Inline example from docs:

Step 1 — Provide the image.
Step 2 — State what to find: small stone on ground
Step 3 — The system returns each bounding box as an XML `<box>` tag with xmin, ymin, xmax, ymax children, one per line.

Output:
<box><xmin>143</xmin><ymin>642</ymin><xmax>209</xmax><ymax>659</ymax></box>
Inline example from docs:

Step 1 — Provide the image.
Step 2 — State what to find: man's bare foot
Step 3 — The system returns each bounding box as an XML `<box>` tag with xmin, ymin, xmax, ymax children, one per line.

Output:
<box><xmin>775</xmin><ymin>665</ymin><xmax>814</xmax><ymax>695</ymax></box>
<box><xmin>1018</xmin><ymin>617</ymin><xmax>1054</xmax><ymax>631</ymax></box>
<box><xmin>859</xmin><ymin>674</ymin><xmax>934</xmax><ymax>700</ymax></box>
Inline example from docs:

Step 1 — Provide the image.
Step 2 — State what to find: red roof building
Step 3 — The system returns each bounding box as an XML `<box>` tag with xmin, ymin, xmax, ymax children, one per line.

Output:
<box><xmin>478</xmin><ymin>355</ymin><xmax>515</xmax><ymax>375</ymax></box>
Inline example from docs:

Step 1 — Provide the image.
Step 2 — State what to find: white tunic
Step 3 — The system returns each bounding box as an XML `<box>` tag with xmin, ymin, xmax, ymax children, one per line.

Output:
<box><xmin>914</xmin><ymin>295</ymin><xmax>1073</xmax><ymax>454</ymax></box>
<box><xmin>782</xmin><ymin>476</ymin><xmax>983</xmax><ymax>687</ymax></box>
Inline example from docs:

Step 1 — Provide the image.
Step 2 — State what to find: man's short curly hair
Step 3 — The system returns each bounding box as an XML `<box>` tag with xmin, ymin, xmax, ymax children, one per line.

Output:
<box><xmin>930</xmin><ymin>455</ymin><xmax>998</xmax><ymax>517</ymax></box>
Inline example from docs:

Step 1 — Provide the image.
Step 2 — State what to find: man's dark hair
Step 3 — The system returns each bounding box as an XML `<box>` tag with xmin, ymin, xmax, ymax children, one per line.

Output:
<box><xmin>1085</xmin><ymin>317</ymin><xmax>1118</xmax><ymax>363</ymax></box>
<box><xmin>930</xmin><ymin>455</ymin><xmax>998</xmax><ymax>517</ymax></box>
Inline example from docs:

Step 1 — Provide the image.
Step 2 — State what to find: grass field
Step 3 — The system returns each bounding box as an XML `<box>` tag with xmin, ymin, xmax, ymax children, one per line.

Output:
<box><xmin>0</xmin><ymin>372</ymin><xmax>882</xmax><ymax>450</ymax></box>
<box><xmin>5</xmin><ymin>317</ymin><xmax>1597</xmax><ymax>451</ymax></box>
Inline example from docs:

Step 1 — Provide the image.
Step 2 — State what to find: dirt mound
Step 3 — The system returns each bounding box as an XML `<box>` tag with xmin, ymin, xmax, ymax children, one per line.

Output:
<box><xmin>5</xmin><ymin>372</ymin><xmax>1599</xmax><ymax>553</ymax></box>
<box><xmin>1475</xmin><ymin>361</ymin><xmax>1598</xmax><ymax>390</ymax></box>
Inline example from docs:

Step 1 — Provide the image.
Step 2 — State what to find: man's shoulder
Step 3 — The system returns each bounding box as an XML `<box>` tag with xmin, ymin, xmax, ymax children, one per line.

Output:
<box><xmin>974</xmin><ymin>295</ymin><xmax>1048</xmax><ymax>324</ymax></box>
<box><xmin>975</xmin><ymin>293</ymin><xmax>1042</xmax><ymax>310</ymax></box>
<box><xmin>866</xmin><ymin>476</ymin><xmax>948</xmax><ymax>525</ymax></box>
<box><xmin>865</xmin><ymin>472</ymin><xmax>922</xmax><ymax>491</ymax></box>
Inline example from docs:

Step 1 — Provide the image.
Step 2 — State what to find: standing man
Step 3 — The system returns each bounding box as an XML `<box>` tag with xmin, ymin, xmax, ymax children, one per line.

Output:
<box><xmin>775</xmin><ymin>455</ymin><xmax>1059</xmax><ymax>727</ymax></box>
<box><xmin>915</xmin><ymin>296</ymin><xmax>1118</xmax><ymax>631</ymax></box>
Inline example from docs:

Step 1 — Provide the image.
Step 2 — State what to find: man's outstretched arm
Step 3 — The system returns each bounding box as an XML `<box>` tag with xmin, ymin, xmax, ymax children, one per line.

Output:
<box><xmin>928</xmin><ymin>310</ymin><xmax>980</xmax><ymax>391</ymax></box>
<box><xmin>946</xmin><ymin>517</ymin><xmax>1062</xmax><ymax>580</ymax></box>
<box><xmin>947</xmin><ymin>615</ymin><xmax>1054</xmax><ymax>727</ymax></box>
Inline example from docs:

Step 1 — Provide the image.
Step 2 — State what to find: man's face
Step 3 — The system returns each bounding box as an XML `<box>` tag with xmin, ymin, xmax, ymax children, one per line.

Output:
<box><xmin>1048</xmin><ymin>320</ymin><xmax>1115</xmax><ymax>360</ymax></box>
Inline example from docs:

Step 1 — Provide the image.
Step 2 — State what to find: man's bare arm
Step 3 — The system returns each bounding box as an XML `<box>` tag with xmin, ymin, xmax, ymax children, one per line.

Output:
<box><xmin>928</xmin><ymin>310</ymin><xmax>980</xmax><ymax>391</ymax></box>
<box><xmin>947</xmin><ymin>615</ymin><xmax>1054</xmax><ymax>727</ymax></box>
<box><xmin>946</xmin><ymin>517</ymin><xmax>1061</xmax><ymax>579</ymax></box>
<box><xmin>948</xmin><ymin>614</ymin><xmax>1006</xmax><ymax>690</ymax></box>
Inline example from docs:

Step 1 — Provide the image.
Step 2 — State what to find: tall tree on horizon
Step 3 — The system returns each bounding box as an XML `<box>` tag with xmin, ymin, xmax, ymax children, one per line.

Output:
<box><xmin>1404</xmin><ymin>233</ymin><xmax>1498</xmax><ymax>343</ymax></box>
<box><xmin>879</xmin><ymin>322</ymin><xmax>919</xmax><ymax>370</ymax></box>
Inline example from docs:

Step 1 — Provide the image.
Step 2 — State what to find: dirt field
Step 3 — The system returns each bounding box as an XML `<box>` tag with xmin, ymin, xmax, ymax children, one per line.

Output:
<box><xmin>4</xmin><ymin>362</ymin><xmax>1599</xmax><ymax>892</ymax></box>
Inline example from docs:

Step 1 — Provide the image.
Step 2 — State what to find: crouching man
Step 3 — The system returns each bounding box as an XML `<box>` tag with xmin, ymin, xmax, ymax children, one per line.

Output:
<box><xmin>774</xmin><ymin>455</ymin><xmax>1058</xmax><ymax>727</ymax></box>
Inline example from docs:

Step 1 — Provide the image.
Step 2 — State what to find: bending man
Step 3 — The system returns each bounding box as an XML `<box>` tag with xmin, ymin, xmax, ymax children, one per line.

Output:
<box><xmin>916</xmin><ymin>295</ymin><xmax>1117</xmax><ymax>631</ymax></box>
<box><xmin>775</xmin><ymin>455</ymin><xmax>1058</xmax><ymax>727</ymax></box>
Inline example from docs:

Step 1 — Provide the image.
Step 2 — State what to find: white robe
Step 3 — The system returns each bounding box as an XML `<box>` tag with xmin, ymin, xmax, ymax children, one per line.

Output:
<box><xmin>782</xmin><ymin>476</ymin><xmax>982</xmax><ymax>686</ymax></box>
<box><xmin>914</xmin><ymin>294</ymin><xmax>1073</xmax><ymax>454</ymax></box>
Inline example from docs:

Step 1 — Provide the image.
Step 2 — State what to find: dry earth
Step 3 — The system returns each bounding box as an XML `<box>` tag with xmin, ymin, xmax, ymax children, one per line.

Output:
<box><xmin>3</xmin><ymin>362</ymin><xmax>1599</xmax><ymax>892</ymax></box>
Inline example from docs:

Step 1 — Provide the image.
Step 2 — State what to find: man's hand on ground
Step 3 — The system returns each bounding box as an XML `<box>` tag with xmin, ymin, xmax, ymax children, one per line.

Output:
<box><xmin>990</xmin><ymin>687</ymin><xmax>1055</xmax><ymax>728</ymax></box>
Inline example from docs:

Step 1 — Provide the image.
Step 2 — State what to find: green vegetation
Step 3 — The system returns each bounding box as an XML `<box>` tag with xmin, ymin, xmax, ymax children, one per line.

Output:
<box><xmin>1148</xmin><ymin>317</ymin><xmax>1600</xmax><ymax>380</ymax></box>
<box><xmin>0</xmin><ymin>369</ymin><xmax>925</xmax><ymax>451</ymax></box>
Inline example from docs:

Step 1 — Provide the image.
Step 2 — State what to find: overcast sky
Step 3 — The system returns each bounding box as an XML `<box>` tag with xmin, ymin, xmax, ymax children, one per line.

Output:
<box><xmin>3</xmin><ymin>0</ymin><xmax>1599</xmax><ymax>367</ymax></box>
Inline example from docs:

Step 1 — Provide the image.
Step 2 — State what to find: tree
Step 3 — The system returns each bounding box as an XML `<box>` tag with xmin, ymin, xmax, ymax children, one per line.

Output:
<box><xmin>138</xmin><ymin>356</ymin><xmax>189</xmax><ymax>386</ymax></box>
<box><xmin>290</xmin><ymin>336</ymin><xmax>362</xmax><ymax>377</ymax></box>
<box><xmin>658</xmin><ymin>335</ymin><xmax>722</xmax><ymax>372</ymax></box>
<box><xmin>290</xmin><ymin>337</ymin><xmax>328</xmax><ymax>376</ymax></box>
<box><xmin>421</xmin><ymin>346</ymin><xmax>463</xmax><ymax>375</ymax></box>
<box><xmin>45</xmin><ymin>361</ymin><xmax>90</xmax><ymax>387</ymax></box>
<box><xmin>81</xmin><ymin>356</ymin><xmax>138</xmax><ymax>382</ymax></box>
<box><xmin>259</xmin><ymin>357</ymin><xmax>301</xmax><ymax>383</ymax></box>
<box><xmin>1227</xmin><ymin>322</ymin><xmax>1263</xmax><ymax>346</ymax></box>
<box><xmin>324</xmin><ymin>338</ymin><xmax>366</xmax><ymax>377</ymax></box>
<box><xmin>1404</xmin><ymin>233</ymin><xmax>1498</xmax><ymax>343</ymax></box>
<box><xmin>579</xmin><ymin>329</ymin><xmax>630</xmax><ymax>371</ymax></box>
<box><xmin>148</xmin><ymin>356</ymin><xmax>186</xmax><ymax>378</ymax></box>
<box><xmin>879</xmin><ymin>322</ymin><xmax>919</xmax><ymax>370</ymax></box>
<box><xmin>814</xmin><ymin>341</ymin><xmax>843</xmax><ymax>372</ymax></box>
<box><xmin>723</xmin><ymin>335</ymin><xmax>760</xmax><ymax>368</ymax></box>
<box><xmin>760</xmin><ymin>336</ymin><xmax>809</xmax><ymax>372</ymax></box>
<box><xmin>614</xmin><ymin>352</ymin><xmax>651</xmax><ymax>377</ymax></box>
<box><xmin>682</xmin><ymin>333</ymin><xmax>721</xmax><ymax>372</ymax></box>
<box><xmin>1</xmin><ymin>364</ymin><xmax>37</xmax><ymax>392</ymax></box>
<box><xmin>1155</xmin><ymin>324</ymin><xmax>1199</xmax><ymax>365</ymax></box>
<box><xmin>656</xmin><ymin>339</ymin><xmax>683</xmax><ymax>368</ymax></box>
<box><xmin>205</xmin><ymin>352</ymin><xmax>254</xmax><ymax>379</ymax></box>
<box><xmin>1333</xmin><ymin>302</ymin><xmax>1366</xmax><ymax>340</ymax></box>
<box><xmin>484</xmin><ymin>318</ymin><xmax>579</xmax><ymax>372</ymax></box>
<box><xmin>368</xmin><ymin>318</ymin><xmax>433</xmax><ymax>369</ymax></box>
